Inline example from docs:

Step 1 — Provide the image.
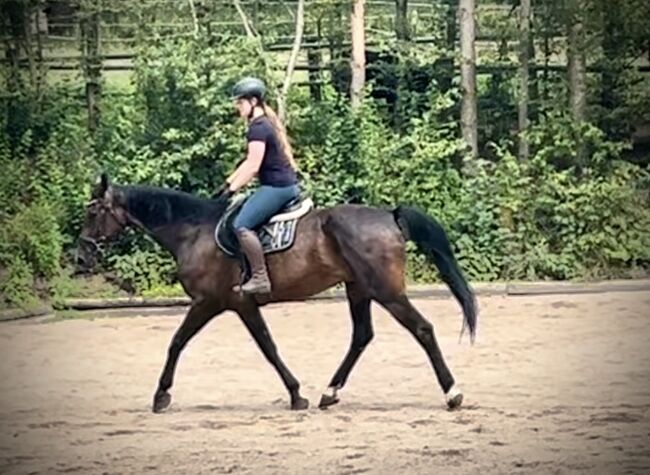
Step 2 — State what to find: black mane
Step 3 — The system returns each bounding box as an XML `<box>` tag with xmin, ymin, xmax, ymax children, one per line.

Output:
<box><xmin>119</xmin><ymin>185</ymin><xmax>228</xmax><ymax>229</ymax></box>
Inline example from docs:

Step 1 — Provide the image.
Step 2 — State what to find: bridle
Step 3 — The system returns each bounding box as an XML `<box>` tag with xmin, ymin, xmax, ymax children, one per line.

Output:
<box><xmin>79</xmin><ymin>198</ymin><xmax>129</xmax><ymax>253</ymax></box>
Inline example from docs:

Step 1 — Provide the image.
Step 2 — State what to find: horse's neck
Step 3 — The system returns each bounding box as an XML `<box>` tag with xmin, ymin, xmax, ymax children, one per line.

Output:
<box><xmin>121</xmin><ymin>186</ymin><xmax>215</xmax><ymax>259</ymax></box>
<box><xmin>123</xmin><ymin>209</ymin><xmax>182</xmax><ymax>261</ymax></box>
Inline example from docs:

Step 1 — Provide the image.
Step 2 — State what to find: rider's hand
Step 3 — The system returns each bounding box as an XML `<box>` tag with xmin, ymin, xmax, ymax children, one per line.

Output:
<box><xmin>212</xmin><ymin>183</ymin><xmax>234</xmax><ymax>199</ymax></box>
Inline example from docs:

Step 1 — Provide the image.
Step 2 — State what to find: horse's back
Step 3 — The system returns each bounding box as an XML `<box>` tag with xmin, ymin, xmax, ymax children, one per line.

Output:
<box><xmin>321</xmin><ymin>204</ymin><xmax>404</xmax><ymax>244</ymax></box>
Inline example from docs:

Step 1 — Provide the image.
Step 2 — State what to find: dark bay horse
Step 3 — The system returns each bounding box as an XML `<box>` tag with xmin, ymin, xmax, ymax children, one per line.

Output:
<box><xmin>77</xmin><ymin>174</ymin><xmax>477</xmax><ymax>413</ymax></box>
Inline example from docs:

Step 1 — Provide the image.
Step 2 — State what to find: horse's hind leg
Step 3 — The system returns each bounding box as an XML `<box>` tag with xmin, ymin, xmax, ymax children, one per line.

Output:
<box><xmin>237</xmin><ymin>302</ymin><xmax>309</xmax><ymax>410</ymax></box>
<box><xmin>319</xmin><ymin>283</ymin><xmax>373</xmax><ymax>409</ymax></box>
<box><xmin>153</xmin><ymin>299</ymin><xmax>222</xmax><ymax>413</ymax></box>
<box><xmin>379</xmin><ymin>294</ymin><xmax>463</xmax><ymax>409</ymax></box>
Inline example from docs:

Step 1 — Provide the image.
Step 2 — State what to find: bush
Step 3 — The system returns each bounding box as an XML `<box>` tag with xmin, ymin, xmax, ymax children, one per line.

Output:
<box><xmin>1</xmin><ymin>32</ymin><xmax>649</xmax><ymax>308</ymax></box>
<box><xmin>0</xmin><ymin>202</ymin><xmax>65</xmax><ymax>307</ymax></box>
<box><xmin>106</xmin><ymin>241</ymin><xmax>177</xmax><ymax>294</ymax></box>
<box><xmin>0</xmin><ymin>254</ymin><xmax>39</xmax><ymax>308</ymax></box>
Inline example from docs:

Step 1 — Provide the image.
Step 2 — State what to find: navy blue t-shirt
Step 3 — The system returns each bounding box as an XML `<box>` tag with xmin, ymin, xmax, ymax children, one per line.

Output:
<box><xmin>247</xmin><ymin>117</ymin><xmax>298</xmax><ymax>187</ymax></box>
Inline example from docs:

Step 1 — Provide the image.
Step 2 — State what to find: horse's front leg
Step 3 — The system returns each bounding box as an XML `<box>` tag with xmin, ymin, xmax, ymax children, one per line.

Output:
<box><xmin>237</xmin><ymin>301</ymin><xmax>308</xmax><ymax>410</ymax></box>
<box><xmin>153</xmin><ymin>299</ymin><xmax>222</xmax><ymax>413</ymax></box>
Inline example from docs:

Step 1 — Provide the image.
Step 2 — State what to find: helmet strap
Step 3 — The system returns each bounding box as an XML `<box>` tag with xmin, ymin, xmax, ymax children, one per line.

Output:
<box><xmin>247</xmin><ymin>98</ymin><xmax>265</xmax><ymax>121</ymax></box>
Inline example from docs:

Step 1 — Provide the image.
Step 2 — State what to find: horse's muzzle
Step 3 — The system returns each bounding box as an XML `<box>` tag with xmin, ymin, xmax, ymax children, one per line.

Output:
<box><xmin>75</xmin><ymin>236</ymin><xmax>101</xmax><ymax>273</ymax></box>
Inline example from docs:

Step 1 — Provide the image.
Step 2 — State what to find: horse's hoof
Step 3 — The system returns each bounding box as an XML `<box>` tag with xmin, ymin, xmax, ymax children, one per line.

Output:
<box><xmin>291</xmin><ymin>397</ymin><xmax>309</xmax><ymax>411</ymax></box>
<box><xmin>446</xmin><ymin>386</ymin><xmax>463</xmax><ymax>410</ymax></box>
<box><xmin>318</xmin><ymin>393</ymin><xmax>340</xmax><ymax>409</ymax></box>
<box><xmin>153</xmin><ymin>390</ymin><xmax>172</xmax><ymax>413</ymax></box>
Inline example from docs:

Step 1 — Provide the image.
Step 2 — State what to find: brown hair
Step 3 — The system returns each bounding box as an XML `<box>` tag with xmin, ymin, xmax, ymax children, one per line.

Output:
<box><xmin>261</xmin><ymin>103</ymin><xmax>297</xmax><ymax>170</ymax></box>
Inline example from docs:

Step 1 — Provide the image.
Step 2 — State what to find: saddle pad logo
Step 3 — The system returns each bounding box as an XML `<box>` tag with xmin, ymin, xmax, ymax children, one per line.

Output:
<box><xmin>215</xmin><ymin>214</ymin><xmax>300</xmax><ymax>257</ymax></box>
<box><xmin>259</xmin><ymin>220</ymin><xmax>298</xmax><ymax>253</ymax></box>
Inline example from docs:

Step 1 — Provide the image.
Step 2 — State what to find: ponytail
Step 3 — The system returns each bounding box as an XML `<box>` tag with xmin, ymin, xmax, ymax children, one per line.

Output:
<box><xmin>262</xmin><ymin>103</ymin><xmax>297</xmax><ymax>170</ymax></box>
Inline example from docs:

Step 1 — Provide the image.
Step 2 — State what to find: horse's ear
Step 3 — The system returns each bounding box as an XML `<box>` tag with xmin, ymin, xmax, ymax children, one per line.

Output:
<box><xmin>91</xmin><ymin>172</ymin><xmax>114</xmax><ymax>200</ymax></box>
<box><xmin>100</xmin><ymin>172</ymin><xmax>110</xmax><ymax>194</ymax></box>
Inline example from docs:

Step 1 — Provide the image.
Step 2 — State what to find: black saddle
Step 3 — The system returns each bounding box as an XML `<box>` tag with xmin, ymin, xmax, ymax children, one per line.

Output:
<box><xmin>214</xmin><ymin>193</ymin><xmax>314</xmax><ymax>258</ymax></box>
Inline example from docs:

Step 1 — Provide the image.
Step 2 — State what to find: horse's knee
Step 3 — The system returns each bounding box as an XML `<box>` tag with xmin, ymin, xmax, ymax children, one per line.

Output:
<box><xmin>414</xmin><ymin>320</ymin><xmax>434</xmax><ymax>342</ymax></box>
<box><xmin>352</xmin><ymin>328</ymin><xmax>373</xmax><ymax>350</ymax></box>
<box><xmin>362</xmin><ymin>326</ymin><xmax>375</xmax><ymax>346</ymax></box>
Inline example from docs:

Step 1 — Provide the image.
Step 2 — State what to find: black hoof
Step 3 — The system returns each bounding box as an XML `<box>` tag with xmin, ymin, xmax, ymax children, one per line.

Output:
<box><xmin>446</xmin><ymin>392</ymin><xmax>463</xmax><ymax>410</ymax></box>
<box><xmin>153</xmin><ymin>390</ymin><xmax>172</xmax><ymax>413</ymax></box>
<box><xmin>291</xmin><ymin>397</ymin><xmax>309</xmax><ymax>411</ymax></box>
<box><xmin>318</xmin><ymin>393</ymin><xmax>339</xmax><ymax>409</ymax></box>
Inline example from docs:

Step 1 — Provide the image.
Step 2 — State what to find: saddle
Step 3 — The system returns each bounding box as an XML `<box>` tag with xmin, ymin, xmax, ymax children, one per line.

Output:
<box><xmin>214</xmin><ymin>193</ymin><xmax>314</xmax><ymax>259</ymax></box>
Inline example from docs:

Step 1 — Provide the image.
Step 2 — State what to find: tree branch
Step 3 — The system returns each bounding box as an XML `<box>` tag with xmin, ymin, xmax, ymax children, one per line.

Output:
<box><xmin>233</xmin><ymin>0</ymin><xmax>257</xmax><ymax>38</ymax></box>
<box><xmin>278</xmin><ymin>0</ymin><xmax>296</xmax><ymax>22</ymax></box>
<box><xmin>350</xmin><ymin>0</ymin><xmax>366</xmax><ymax>109</ymax></box>
<box><xmin>278</xmin><ymin>0</ymin><xmax>305</xmax><ymax>122</ymax></box>
<box><xmin>188</xmin><ymin>0</ymin><xmax>199</xmax><ymax>38</ymax></box>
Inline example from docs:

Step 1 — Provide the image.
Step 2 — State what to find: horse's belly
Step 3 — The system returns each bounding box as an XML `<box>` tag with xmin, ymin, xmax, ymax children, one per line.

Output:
<box><xmin>265</xmin><ymin>212</ymin><xmax>349</xmax><ymax>301</ymax></box>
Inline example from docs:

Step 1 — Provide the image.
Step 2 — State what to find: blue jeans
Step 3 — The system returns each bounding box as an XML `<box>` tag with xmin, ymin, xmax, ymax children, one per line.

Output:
<box><xmin>233</xmin><ymin>184</ymin><xmax>300</xmax><ymax>231</ymax></box>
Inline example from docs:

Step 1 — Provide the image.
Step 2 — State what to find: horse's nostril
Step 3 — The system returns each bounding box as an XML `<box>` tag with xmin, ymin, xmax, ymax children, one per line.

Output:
<box><xmin>74</xmin><ymin>244</ymin><xmax>95</xmax><ymax>273</ymax></box>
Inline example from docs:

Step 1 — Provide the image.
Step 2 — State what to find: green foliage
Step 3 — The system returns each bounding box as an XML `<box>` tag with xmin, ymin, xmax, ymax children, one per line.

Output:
<box><xmin>0</xmin><ymin>77</ymin><xmax>95</xmax><ymax>307</ymax></box>
<box><xmin>452</xmin><ymin>135</ymin><xmax>650</xmax><ymax>281</ymax></box>
<box><xmin>116</xmin><ymin>36</ymin><xmax>270</xmax><ymax>190</ymax></box>
<box><xmin>0</xmin><ymin>202</ymin><xmax>63</xmax><ymax>278</ymax></box>
<box><xmin>141</xmin><ymin>283</ymin><xmax>185</xmax><ymax>298</ymax></box>
<box><xmin>292</xmin><ymin>87</ymin><xmax>365</xmax><ymax>206</ymax></box>
<box><xmin>0</xmin><ymin>254</ymin><xmax>39</xmax><ymax>308</ymax></box>
<box><xmin>1</xmin><ymin>4</ymin><xmax>649</xmax><ymax>308</ymax></box>
<box><xmin>106</xmin><ymin>242</ymin><xmax>177</xmax><ymax>294</ymax></box>
<box><xmin>0</xmin><ymin>202</ymin><xmax>64</xmax><ymax>307</ymax></box>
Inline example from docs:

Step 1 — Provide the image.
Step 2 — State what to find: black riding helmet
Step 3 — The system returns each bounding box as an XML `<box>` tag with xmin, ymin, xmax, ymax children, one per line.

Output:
<box><xmin>231</xmin><ymin>76</ymin><xmax>266</xmax><ymax>102</ymax></box>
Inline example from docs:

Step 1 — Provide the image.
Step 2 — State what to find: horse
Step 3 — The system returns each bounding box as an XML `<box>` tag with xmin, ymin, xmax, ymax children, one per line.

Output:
<box><xmin>76</xmin><ymin>173</ymin><xmax>477</xmax><ymax>413</ymax></box>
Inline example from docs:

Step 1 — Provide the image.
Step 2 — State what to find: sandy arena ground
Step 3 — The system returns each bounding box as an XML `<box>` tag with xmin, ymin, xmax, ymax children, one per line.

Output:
<box><xmin>1</xmin><ymin>291</ymin><xmax>649</xmax><ymax>474</ymax></box>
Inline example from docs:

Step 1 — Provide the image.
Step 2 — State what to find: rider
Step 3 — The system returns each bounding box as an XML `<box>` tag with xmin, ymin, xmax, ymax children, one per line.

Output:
<box><xmin>218</xmin><ymin>76</ymin><xmax>300</xmax><ymax>295</ymax></box>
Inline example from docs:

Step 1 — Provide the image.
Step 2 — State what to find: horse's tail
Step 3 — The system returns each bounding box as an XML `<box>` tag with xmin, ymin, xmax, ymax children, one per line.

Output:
<box><xmin>393</xmin><ymin>205</ymin><xmax>477</xmax><ymax>342</ymax></box>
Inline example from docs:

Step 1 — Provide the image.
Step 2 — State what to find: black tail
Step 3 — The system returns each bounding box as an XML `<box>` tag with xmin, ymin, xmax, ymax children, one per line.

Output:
<box><xmin>393</xmin><ymin>205</ymin><xmax>477</xmax><ymax>342</ymax></box>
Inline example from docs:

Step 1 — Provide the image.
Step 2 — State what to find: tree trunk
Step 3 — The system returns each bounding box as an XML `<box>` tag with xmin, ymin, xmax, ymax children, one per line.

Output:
<box><xmin>600</xmin><ymin>4</ymin><xmax>626</xmax><ymax>139</ymax></box>
<box><xmin>21</xmin><ymin>3</ymin><xmax>37</xmax><ymax>91</ymax></box>
<box><xmin>528</xmin><ymin>12</ymin><xmax>539</xmax><ymax>122</ymax></box>
<box><xmin>600</xmin><ymin>9</ymin><xmax>620</xmax><ymax>111</ymax></box>
<box><xmin>278</xmin><ymin>0</ymin><xmax>305</xmax><ymax>123</ymax></box>
<box><xmin>328</xmin><ymin>5</ymin><xmax>346</xmax><ymax>96</ymax></box>
<box><xmin>459</xmin><ymin>0</ymin><xmax>478</xmax><ymax>159</ymax></box>
<box><xmin>567</xmin><ymin>1</ymin><xmax>586</xmax><ymax>123</ymax></box>
<box><xmin>542</xmin><ymin>26</ymin><xmax>550</xmax><ymax>101</ymax></box>
<box><xmin>81</xmin><ymin>0</ymin><xmax>101</xmax><ymax>133</ymax></box>
<box><xmin>350</xmin><ymin>0</ymin><xmax>366</xmax><ymax>110</ymax></box>
<box><xmin>35</xmin><ymin>5</ymin><xmax>45</xmax><ymax>102</ymax></box>
<box><xmin>518</xmin><ymin>0</ymin><xmax>531</xmax><ymax>161</ymax></box>
<box><xmin>2</xmin><ymin>1</ymin><xmax>26</xmax><ymax>147</ymax></box>
<box><xmin>395</xmin><ymin>0</ymin><xmax>409</xmax><ymax>41</ymax></box>
<box><xmin>436</xmin><ymin>0</ymin><xmax>457</xmax><ymax>92</ymax></box>
<box><xmin>308</xmin><ymin>48</ymin><xmax>322</xmax><ymax>101</ymax></box>
<box><xmin>2</xmin><ymin>0</ymin><xmax>24</xmax><ymax>92</ymax></box>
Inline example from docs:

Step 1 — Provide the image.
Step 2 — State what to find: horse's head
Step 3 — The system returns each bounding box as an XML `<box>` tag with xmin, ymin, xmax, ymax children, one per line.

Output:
<box><xmin>76</xmin><ymin>173</ymin><xmax>128</xmax><ymax>272</ymax></box>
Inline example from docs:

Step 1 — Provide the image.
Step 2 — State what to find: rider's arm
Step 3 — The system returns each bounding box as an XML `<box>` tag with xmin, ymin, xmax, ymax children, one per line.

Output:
<box><xmin>227</xmin><ymin>141</ymin><xmax>265</xmax><ymax>192</ymax></box>
<box><xmin>225</xmin><ymin>166</ymin><xmax>242</xmax><ymax>187</ymax></box>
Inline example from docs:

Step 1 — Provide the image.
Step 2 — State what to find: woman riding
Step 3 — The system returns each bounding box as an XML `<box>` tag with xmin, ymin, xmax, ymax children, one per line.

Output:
<box><xmin>217</xmin><ymin>76</ymin><xmax>300</xmax><ymax>295</ymax></box>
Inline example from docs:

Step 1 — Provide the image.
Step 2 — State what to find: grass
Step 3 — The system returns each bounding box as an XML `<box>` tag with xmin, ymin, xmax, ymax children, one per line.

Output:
<box><xmin>53</xmin><ymin>273</ymin><xmax>130</xmax><ymax>301</ymax></box>
<box><xmin>44</xmin><ymin>309</ymin><xmax>88</xmax><ymax>323</ymax></box>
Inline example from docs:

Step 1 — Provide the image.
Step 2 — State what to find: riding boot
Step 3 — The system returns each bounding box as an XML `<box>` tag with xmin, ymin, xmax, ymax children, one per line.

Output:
<box><xmin>236</xmin><ymin>229</ymin><xmax>272</xmax><ymax>294</ymax></box>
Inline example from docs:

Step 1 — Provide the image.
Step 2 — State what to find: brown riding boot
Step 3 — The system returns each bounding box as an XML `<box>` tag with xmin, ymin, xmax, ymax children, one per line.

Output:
<box><xmin>236</xmin><ymin>229</ymin><xmax>272</xmax><ymax>294</ymax></box>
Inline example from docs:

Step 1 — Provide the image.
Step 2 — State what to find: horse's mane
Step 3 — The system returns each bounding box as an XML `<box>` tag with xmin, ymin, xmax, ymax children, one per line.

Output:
<box><xmin>118</xmin><ymin>185</ymin><xmax>228</xmax><ymax>229</ymax></box>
